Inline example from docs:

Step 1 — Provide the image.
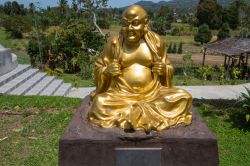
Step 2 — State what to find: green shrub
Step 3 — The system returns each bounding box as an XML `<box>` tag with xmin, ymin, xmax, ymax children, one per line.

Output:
<box><xmin>177</xmin><ymin>42</ymin><xmax>183</xmax><ymax>54</ymax></box>
<box><xmin>218</xmin><ymin>23</ymin><xmax>231</xmax><ymax>40</ymax></box>
<box><xmin>231</xmin><ymin>67</ymin><xmax>241</xmax><ymax>84</ymax></box>
<box><xmin>27</xmin><ymin>20</ymin><xmax>104</xmax><ymax>78</ymax></box>
<box><xmin>172</xmin><ymin>43</ymin><xmax>177</xmax><ymax>53</ymax></box>
<box><xmin>182</xmin><ymin>53</ymin><xmax>194</xmax><ymax>85</ymax></box>
<box><xmin>171</xmin><ymin>27</ymin><xmax>180</xmax><ymax>36</ymax></box>
<box><xmin>239</xmin><ymin>88</ymin><xmax>250</xmax><ymax>123</ymax></box>
<box><xmin>240</xmin><ymin>28</ymin><xmax>249</xmax><ymax>38</ymax></box>
<box><xmin>97</xmin><ymin>18</ymin><xmax>110</xmax><ymax>29</ymax></box>
<box><xmin>196</xmin><ymin>65</ymin><xmax>215</xmax><ymax>81</ymax></box>
<box><xmin>219</xmin><ymin>64</ymin><xmax>226</xmax><ymax>85</ymax></box>
<box><xmin>194</xmin><ymin>24</ymin><xmax>212</xmax><ymax>45</ymax></box>
<box><xmin>167</xmin><ymin>42</ymin><xmax>173</xmax><ymax>53</ymax></box>
<box><xmin>27</xmin><ymin>32</ymin><xmax>50</xmax><ymax>66</ymax></box>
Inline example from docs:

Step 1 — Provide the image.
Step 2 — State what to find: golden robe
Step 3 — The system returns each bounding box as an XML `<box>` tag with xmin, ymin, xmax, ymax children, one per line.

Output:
<box><xmin>88</xmin><ymin>31</ymin><xmax>192</xmax><ymax>131</ymax></box>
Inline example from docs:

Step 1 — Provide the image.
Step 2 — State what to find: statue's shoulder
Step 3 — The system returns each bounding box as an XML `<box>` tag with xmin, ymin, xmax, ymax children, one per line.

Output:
<box><xmin>146</xmin><ymin>30</ymin><xmax>166</xmax><ymax>49</ymax></box>
<box><xmin>148</xmin><ymin>31</ymin><xmax>165</xmax><ymax>45</ymax></box>
<box><xmin>151</xmin><ymin>31</ymin><xmax>161</xmax><ymax>40</ymax></box>
<box><xmin>106</xmin><ymin>35</ymin><xmax>120</xmax><ymax>46</ymax></box>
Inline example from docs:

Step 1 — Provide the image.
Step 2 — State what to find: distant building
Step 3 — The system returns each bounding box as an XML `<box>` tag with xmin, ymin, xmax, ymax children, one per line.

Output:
<box><xmin>176</xmin><ymin>19</ymin><xmax>182</xmax><ymax>23</ymax></box>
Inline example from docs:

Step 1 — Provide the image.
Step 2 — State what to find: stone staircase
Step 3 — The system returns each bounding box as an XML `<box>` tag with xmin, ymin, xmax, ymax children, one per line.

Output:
<box><xmin>0</xmin><ymin>64</ymin><xmax>72</xmax><ymax>97</ymax></box>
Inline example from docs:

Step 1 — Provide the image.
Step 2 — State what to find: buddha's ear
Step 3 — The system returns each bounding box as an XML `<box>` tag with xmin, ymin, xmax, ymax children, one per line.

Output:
<box><xmin>144</xmin><ymin>18</ymin><xmax>149</xmax><ymax>24</ymax></box>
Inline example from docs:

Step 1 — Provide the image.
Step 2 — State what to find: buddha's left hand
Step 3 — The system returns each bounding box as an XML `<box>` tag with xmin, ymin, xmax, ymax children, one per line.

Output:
<box><xmin>152</xmin><ymin>62</ymin><xmax>166</xmax><ymax>75</ymax></box>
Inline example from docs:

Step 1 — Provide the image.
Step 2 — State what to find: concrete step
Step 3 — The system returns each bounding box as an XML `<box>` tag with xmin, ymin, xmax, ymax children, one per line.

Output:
<box><xmin>40</xmin><ymin>79</ymin><xmax>63</xmax><ymax>96</ymax></box>
<box><xmin>0</xmin><ymin>68</ymin><xmax>39</xmax><ymax>94</ymax></box>
<box><xmin>9</xmin><ymin>72</ymin><xmax>47</xmax><ymax>95</ymax></box>
<box><xmin>53</xmin><ymin>83</ymin><xmax>72</xmax><ymax>96</ymax></box>
<box><xmin>25</xmin><ymin>76</ymin><xmax>56</xmax><ymax>96</ymax></box>
<box><xmin>0</xmin><ymin>64</ymin><xmax>31</xmax><ymax>86</ymax></box>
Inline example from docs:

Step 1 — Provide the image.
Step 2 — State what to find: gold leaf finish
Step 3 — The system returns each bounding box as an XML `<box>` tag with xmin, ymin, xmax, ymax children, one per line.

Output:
<box><xmin>88</xmin><ymin>5</ymin><xmax>192</xmax><ymax>131</ymax></box>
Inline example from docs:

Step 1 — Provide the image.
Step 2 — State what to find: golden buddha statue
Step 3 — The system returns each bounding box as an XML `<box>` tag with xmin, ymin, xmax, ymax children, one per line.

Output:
<box><xmin>88</xmin><ymin>5</ymin><xmax>192</xmax><ymax>132</ymax></box>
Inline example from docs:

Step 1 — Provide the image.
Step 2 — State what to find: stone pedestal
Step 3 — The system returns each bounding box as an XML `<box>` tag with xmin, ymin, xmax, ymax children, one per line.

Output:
<box><xmin>0</xmin><ymin>48</ymin><xmax>17</xmax><ymax>76</ymax></box>
<box><xmin>59</xmin><ymin>96</ymin><xmax>219</xmax><ymax>166</ymax></box>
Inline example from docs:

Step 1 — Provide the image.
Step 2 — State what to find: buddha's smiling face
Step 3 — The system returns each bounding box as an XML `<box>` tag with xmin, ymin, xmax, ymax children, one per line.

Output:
<box><xmin>122</xmin><ymin>16</ymin><xmax>144</xmax><ymax>44</ymax></box>
<box><xmin>121</xmin><ymin>5</ymin><xmax>148</xmax><ymax>44</ymax></box>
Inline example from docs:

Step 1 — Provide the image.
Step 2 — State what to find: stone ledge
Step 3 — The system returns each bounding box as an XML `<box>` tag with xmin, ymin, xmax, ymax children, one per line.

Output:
<box><xmin>0</xmin><ymin>48</ymin><xmax>18</xmax><ymax>76</ymax></box>
<box><xmin>59</xmin><ymin>96</ymin><xmax>219</xmax><ymax>166</ymax></box>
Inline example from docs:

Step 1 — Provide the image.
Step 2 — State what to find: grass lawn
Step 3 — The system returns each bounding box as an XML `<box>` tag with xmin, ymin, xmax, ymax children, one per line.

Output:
<box><xmin>195</xmin><ymin>100</ymin><xmax>250</xmax><ymax>166</ymax></box>
<box><xmin>165</xmin><ymin>35</ymin><xmax>195</xmax><ymax>44</ymax></box>
<box><xmin>0</xmin><ymin>28</ymin><xmax>30</xmax><ymax>64</ymax></box>
<box><xmin>57</xmin><ymin>74</ymin><xmax>94</xmax><ymax>87</ymax></box>
<box><xmin>0</xmin><ymin>96</ymin><xmax>82</xmax><ymax>166</ymax></box>
<box><xmin>173</xmin><ymin>75</ymin><xmax>248</xmax><ymax>86</ymax></box>
<box><xmin>0</xmin><ymin>96</ymin><xmax>249</xmax><ymax>165</ymax></box>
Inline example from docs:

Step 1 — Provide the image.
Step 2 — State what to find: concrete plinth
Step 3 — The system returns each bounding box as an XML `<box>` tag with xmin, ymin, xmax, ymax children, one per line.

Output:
<box><xmin>0</xmin><ymin>48</ymin><xmax>18</xmax><ymax>76</ymax></box>
<box><xmin>59</xmin><ymin>96</ymin><xmax>219</xmax><ymax>166</ymax></box>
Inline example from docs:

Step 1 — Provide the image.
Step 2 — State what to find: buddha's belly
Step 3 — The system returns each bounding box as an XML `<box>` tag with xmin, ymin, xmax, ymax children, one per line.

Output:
<box><xmin>121</xmin><ymin>63</ymin><xmax>153</xmax><ymax>89</ymax></box>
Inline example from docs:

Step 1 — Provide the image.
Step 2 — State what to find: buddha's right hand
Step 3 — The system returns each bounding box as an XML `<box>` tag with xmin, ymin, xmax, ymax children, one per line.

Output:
<box><xmin>104</xmin><ymin>62</ymin><xmax>121</xmax><ymax>77</ymax></box>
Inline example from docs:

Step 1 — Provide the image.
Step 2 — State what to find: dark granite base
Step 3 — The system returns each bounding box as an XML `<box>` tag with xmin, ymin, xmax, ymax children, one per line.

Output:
<box><xmin>59</xmin><ymin>96</ymin><xmax>219</xmax><ymax>166</ymax></box>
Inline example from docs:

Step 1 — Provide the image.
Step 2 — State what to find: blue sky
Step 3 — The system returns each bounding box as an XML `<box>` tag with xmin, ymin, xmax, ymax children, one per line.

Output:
<box><xmin>0</xmin><ymin>0</ymin><xmax>169</xmax><ymax>8</ymax></box>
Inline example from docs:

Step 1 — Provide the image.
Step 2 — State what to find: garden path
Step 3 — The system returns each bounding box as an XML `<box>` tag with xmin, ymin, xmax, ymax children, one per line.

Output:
<box><xmin>66</xmin><ymin>83</ymin><xmax>250</xmax><ymax>100</ymax></box>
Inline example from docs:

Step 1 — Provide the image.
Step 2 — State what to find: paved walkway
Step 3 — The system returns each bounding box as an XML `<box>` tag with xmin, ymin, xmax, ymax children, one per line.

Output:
<box><xmin>66</xmin><ymin>83</ymin><xmax>250</xmax><ymax>99</ymax></box>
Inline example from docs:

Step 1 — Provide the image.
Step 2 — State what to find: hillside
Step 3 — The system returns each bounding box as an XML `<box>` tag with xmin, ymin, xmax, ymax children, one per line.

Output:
<box><xmin>134</xmin><ymin>0</ymin><xmax>250</xmax><ymax>10</ymax></box>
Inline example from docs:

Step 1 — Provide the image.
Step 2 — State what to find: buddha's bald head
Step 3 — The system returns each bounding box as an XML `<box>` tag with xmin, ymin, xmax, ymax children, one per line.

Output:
<box><xmin>121</xmin><ymin>5</ymin><xmax>149</xmax><ymax>44</ymax></box>
<box><xmin>122</xmin><ymin>5</ymin><xmax>148</xmax><ymax>21</ymax></box>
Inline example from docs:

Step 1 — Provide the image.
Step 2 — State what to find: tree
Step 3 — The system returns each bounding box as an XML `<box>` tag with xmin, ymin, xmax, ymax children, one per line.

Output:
<box><xmin>29</xmin><ymin>3</ymin><xmax>35</xmax><ymax>14</ymax></box>
<box><xmin>2</xmin><ymin>15</ymin><xmax>32</xmax><ymax>38</ymax></box>
<box><xmin>0</xmin><ymin>5</ymin><xmax>3</xmax><ymax>13</ymax></box>
<box><xmin>79</xmin><ymin>0</ymin><xmax>108</xmax><ymax>11</ymax></box>
<box><xmin>172</xmin><ymin>43</ymin><xmax>177</xmax><ymax>53</ymax></box>
<box><xmin>196</xmin><ymin>0</ymin><xmax>222</xmax><ymax>29</ymax></box>
<box><xmin>222</xmin><ymin>2</ymin><xmax>240</xmax><ymax>30</ymax></box>
<box><xmin>11</xmin><ymin>1</ymin><xmax>21</xmax><ymax>15</ymax></box>
<box><xmin>151</xmin><ymin>17</ymin><xmax>171</xmax><ymax>35</ymax></box>
<box><xmin>167</xmin><ymin>42</ymin><xmax>173</xmax><ymax>53</ymax></box>
<box><xmin>78</xmin><ymin>0</ymin><xmax>108</xmax><ymax>36</ymax></box>
<box><xmin>97</xmin><ymin>18</ymin><xmax>110</xmax><ymax>29</ymax></box>
<box><xmin>218</xmin><ymin>23</ymin><xmax>231</xmax><ymax>40</ymax></box>
<box><xmin>3</xmin><ymin>1</ymin><xmax>12</xmax><ymax>15</ymax></box>
<box><xmin>72</xmin><ymin>0</ymin><xmax>78</xmax><ymax>15</ymax></box>
<box><xmin>177</xmin><ymin>42</ymin><xmax>183</xmax><ymax>54</ymax></box>
<box><xmin>3</xmin><ymin>1</ymin><xmax>26</xmax><ymax>15</ymax></box>
<box><xmin>240</xmin><ymin>28</ymin><xmax>249</xmax><ymax>38</ymax></box>
<box><xmin>194</xmin><ymin>24</ymin><xmax>212</xmax><ymax>66</ymax></box>
<box><xmin>27</xmin><ymin>33</ymin><xmax>49</xmax><ymax>66</ymax></box>
<box><xmin>241</xmin><ymin>4</ymin><xmax>250</xmax><ymax>29</ymax></box>
<box><xmin>151</xmin><ymin>6</ymin><xmax>173</xmax><ymax>35</ymax></box>
<box><xmin>58</xmin><ymin>0</ymin><xmax>68</xmax><ymax>17</ymax></box>
<box><xmin>194</xmin><ymin>24</ymin><xmax>212</xmax><ymax>45</ymax></box>
<box><xmin>156</xmin><ymin>6</ymin><xmax>174</xmax><ymax>22</ymax></box>
<box><xmin>27</xmin><ymin>20</ymin><xmax>105</xmax><ymax>74</ymax></box>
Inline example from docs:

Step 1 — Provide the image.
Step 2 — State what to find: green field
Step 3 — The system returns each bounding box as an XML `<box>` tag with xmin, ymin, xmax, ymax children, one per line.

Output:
<box><xmin>0</xmin><ymin>96</ymin><xmax>249</xmax><ymax>165</ymax></box>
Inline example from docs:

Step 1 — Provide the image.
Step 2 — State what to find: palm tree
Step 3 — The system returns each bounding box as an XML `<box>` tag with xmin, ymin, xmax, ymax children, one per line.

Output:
<box><xmin>58</xmin><ymin>0</ymin><xmax>68</xmax><ymax>17</ymax></box>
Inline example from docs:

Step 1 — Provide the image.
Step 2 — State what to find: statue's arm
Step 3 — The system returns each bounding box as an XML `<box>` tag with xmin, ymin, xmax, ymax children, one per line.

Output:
<box><xmin>94</xmin><ymin>38</ymin><xmax>114</xmax><ymax>94</ymax></box>
<box><xmin>160</xmin><ymin>40</ymin><xmax>174</xmax><ymax>87</ymax></box>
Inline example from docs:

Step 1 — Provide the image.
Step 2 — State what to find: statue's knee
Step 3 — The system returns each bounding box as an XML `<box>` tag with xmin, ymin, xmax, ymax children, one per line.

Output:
<box><xmin>94</xmin><ymin>94</ymin><xmax>107</xmax><ymax>104</ymax></box>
